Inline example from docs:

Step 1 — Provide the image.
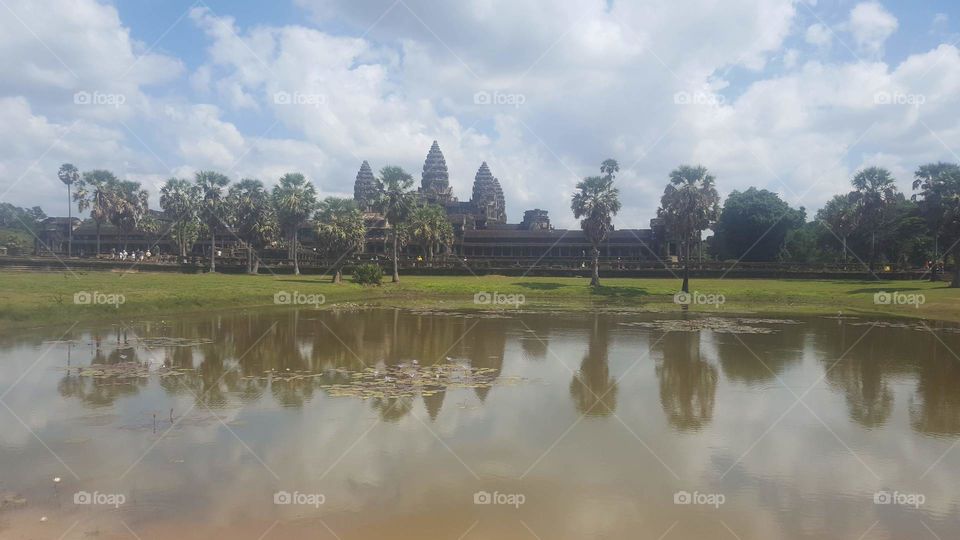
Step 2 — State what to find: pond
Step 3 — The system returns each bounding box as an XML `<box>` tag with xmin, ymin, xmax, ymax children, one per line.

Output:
<box><xmin>0</xmin><ymin>308</ymin><xmax>959</xmax><ymax>539</ymax></box>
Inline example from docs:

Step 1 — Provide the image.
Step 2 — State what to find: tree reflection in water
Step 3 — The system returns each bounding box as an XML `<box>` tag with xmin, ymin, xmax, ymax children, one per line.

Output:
<box><xmin>51</xmin><ymin>310</ymin><xmax>960</xmax><ymax>440</ymax></box>
<box><xmin>569</xmin><ymin>315</ymin><xmax>618</xmax><ymax>416</ymax></box>
<box><xmin>656</xmin><ymin>330</ymin><xmax>717</xmax><ymax>431</ymax></box>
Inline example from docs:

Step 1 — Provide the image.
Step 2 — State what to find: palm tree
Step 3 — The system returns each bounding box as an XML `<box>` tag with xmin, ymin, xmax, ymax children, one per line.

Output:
<box><xmin>195</xmin><ymin>171</ymin><xmax>231</xmax><ymax>272</ymax></box>
<box><xmin>228</xmin><ymin>179</ymin><xmax>278</xmax><ymax>274</ymax></box>
<box><xmin>74</xmin><ymin>170</ymin><xmax>119</xmax><ymax>256</ymax></box>
<box><xmin>376</xmin><ymin>166</ymin><xmax>416</xmax><ymax>283</ymax></box>
<box><xmin>160</xmin><ymin>178</ymin><xmax>201</xmax><ymax>259</ymax></box>
<box><xmin>658</xmin><ymin>165</ymin><xmax>720</xmax><ymax>293</ymax></box>
<box><xmin>57</xmin><ymin>163</ymin><xmax>80</xmax><ymax>256</ymax></box>
<box><xmin>407</xmin><ymin>203</ymin><xmax>454</xmax><ymax>262</ymax></box>
<box><xmin>817</xmin><ymin>194</ymin><xmax>859</xmax><ymax>263</ymax></box>
<box><xmin>912</xmin><ymin>162</ymin><xmax>960</xmax><ymax>286</ymax></box>
<box><xmin>110</xmin><ymin>181</ymin><xmax>149</xmax><ymax>250</ymax></box>
<box><xmin>315</xmin><ymin>197</ymin><xmax>367</xmax><ymax>283</ymax></box>
<box><xmin>272</xmin><ymin>173</ymin><xmax>317</xmax><ymax>275</ymax></box>
<box><xmin>850</xmin><ymin>167</ymin><xmax>898</xmax><ymax>271</ymax></box>
<box><xmin>571</xmin><ymin>159</ymin><xmax>622</xmax><ymax>287</ymax></box>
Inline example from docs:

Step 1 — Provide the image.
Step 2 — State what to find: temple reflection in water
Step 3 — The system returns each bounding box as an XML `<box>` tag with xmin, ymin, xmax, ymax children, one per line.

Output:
<box><xmin>37</xmin><ymin>309</ymin><xmax>960</xmax><ymax>435</ymax></box>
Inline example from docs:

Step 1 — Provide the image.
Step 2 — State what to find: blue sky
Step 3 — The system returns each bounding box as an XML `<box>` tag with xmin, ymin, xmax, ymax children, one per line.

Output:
<box><xmin>2</xmin><ymin>0</ymin><xmax>960</xmax><ymax>228</ymax></box>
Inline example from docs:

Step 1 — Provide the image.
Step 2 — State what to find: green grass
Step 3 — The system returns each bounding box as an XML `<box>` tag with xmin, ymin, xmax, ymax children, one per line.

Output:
<box><xmin>0</xmin><ymin>270</ymin><xmax>957</xmax><ymax>330</ymax></box>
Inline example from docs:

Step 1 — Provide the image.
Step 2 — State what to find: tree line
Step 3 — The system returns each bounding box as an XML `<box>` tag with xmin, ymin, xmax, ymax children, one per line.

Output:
<box><xmin>51</xmin><ymin>164</ymin><xmax>453</xmax><ymax>283</ymax></box>
<box><xmin>571</xmin><ymin>160</ymin><xmax>960</xmax><ymax>289</ymax></box>
<box><xmin>6</xmin><ymin>158</ymin><xmax>958</xmax><ymax>289</ymax></box>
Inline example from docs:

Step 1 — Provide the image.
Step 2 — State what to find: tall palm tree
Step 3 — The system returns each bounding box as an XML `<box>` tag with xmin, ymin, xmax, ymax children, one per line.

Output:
<box><xmin>57</xmin><ymin>163</ymin><xmax>80</xmax><ymax>256</ymax></box>
<box><xmin>571</xmin><ymin>159</ymin><xmax>622</xmax><ymax>287</ymax></box>
<box><xmin>407</xmin><ymin>203</ymin><xmax>454</xmax><ymax>262</ymax></box>
<box><xmin>195</xmin><ymin>171</ymin><xmax>231</xmax><ymax>272</ymax></box>
<box><xmin>272</xmin><ymin>173</ymin><xmax>317</xmax><ymax>275</ymax></box>
<box><xmin>658</xmin><ymin>165</ymin><xmax>720</xmax><ymax>293</ymax></box>
<box><xmin>160</xmin><ymin>178</ymin><xmax>201</xmax><ymax>259</ymax></box>
<box><xmin>228</xmin><ymin>179</ymin><xmax>278</xmax><ymax>274</ymax></box>
<box><xmin>850</xmin><ymin>167</ymin><xmax>898</xmax><ymax>271</ymax></box>
<box><xmin>110</xmin><ymin>181</ymin><xmax>149</xmax><ymax>250</ymax></box>
<box><xmin>315</xmin><ymin>197</ymin><xmax>366</xmax><ymax>283</ymax></box>
<box><xmin>376</xmin><ymin>166</ymin><xmax>416</xmax><ymax>283</ymax></box>
<box><xmin>74</xmin><ymin>170</ymin><xmax>119</xmax><ymax>256</ymax></box>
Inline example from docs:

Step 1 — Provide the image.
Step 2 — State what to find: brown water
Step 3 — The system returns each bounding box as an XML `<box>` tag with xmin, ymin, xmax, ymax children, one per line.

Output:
<box><xmin>1</xmin><ymin>309</ymin><xmax>960</xmax><ymax>539</ymax></box>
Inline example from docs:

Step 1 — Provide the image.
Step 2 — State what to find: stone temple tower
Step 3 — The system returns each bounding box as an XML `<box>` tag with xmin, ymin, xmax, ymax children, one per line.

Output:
<box><xmin>353</xmin><ymin>160</ymin><xmax>378</xmax><ymax>211</ymax></box>
<box><xmin>419</xmin><ymin>141</ymin><xmax>454</xmax><ymax>204</ymax></box>
<box><xmin>471</xmin><ymin>162</ymin><xmax>507</xmax><ymax>224</ymax></box>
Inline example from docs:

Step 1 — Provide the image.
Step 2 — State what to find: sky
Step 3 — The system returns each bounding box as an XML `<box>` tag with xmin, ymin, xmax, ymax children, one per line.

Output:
<box><xmin>1</xmin><ymin>0</ymin><xmax>959</xmax><ymax>229</ymax></box>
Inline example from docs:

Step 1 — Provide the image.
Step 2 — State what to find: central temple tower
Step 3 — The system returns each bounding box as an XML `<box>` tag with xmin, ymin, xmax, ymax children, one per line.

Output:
<box><xmin>419</xmin><ymin>140</ymin><xmax>454</xmax><ymax>205</ymax></box>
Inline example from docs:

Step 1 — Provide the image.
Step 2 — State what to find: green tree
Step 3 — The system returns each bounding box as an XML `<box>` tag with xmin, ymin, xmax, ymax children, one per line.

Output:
<box><xmin>912</xmin><ymin>162</ymin><xmax>960</xmax><ymax>286</ymax></box>
<box><xmin>160</xmin><ymin>178</ymin><xmax>201</xmax><ymax>259</ymax></box>
<box><xmin>781</xmin><ymin>221</ymin><xmax>821</xmax><ymax>263</ymax></box>
<box><xmin>658</xmin><ymin>165</ymin><xmax>720</xmax><ymax>293</ymax></box>
<box><xmin>407</xmin><ymin>203</ymin><xmax>454</xmax><ymax>262</ymax></box>
<box><xmin>110</xmin><ymin>180</ymin><xmax>149</xmax><ymax>250</ymax></box>
<box><xmin>879</xmin><ymin>195</ymin><xmax>929</xmax><ymax>270</ymax></box>
<box><xmin>228</xmin><ymin>179</ymin><xmax>278</xmax><ymax>274</ymax></box>
<box><xmin>57</xmin><ymin>163</ymin><xmax>80</xmax><ymax>256</ymax></box>
<box><xmin>816</xmin><ymin>194</ymin><xmax>859</xmax><ymax>262</ymax></box>
<box><xmin>272</xmin><ymin>173</ymin><xmax>317</xmax><ymax>275</ymax></box>
<box><xmin>713</xmin><ymin>187</ymin><xmax>805</xmax><ymax>261</ymax></box>
<box><xmin>0</xmin><ymin>203</ymin><xmax>45</xmax><ymax>231</ymax></box>
<box><xmin>571</xmin><ymin>159</ymin><xmax>622</xmax><ymax>287</ymax></box>
<box><xmin>315</xmin><ymin>197</ymin><xmax>367</xmax><ymax>283</ymax></box>
<box><xmin>74</xmin><ymin>170</ymin><xmax>119</xmax><ymax>255</ymax></box>
<box><xmin>194</xmin><ymin>171</ymin><xmax>230</xmax><ymax>272</ymax></box>
<box><xmin>376</xmin><ymin>166</ymin><xmax>416</xmax><ymax>283</ymax></box>
<box><xmin>850</xmin><ymin>167</ymin><xmax>898</xmax><ymax>271</ymax></box>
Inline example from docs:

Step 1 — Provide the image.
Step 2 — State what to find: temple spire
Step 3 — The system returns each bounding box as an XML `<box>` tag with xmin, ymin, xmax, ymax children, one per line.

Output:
<box><xmin>420</xmin><ymin>141</ymin><xmax>453</xmax><ymax>204</ymax></box>
<box><xmin>471</xmin><ymin>161</ymin><xmax>506</xmax><ymax>223</ymax></box>
<box><xmin>353</xmin><ymin>160</ymin><xmax>377</xmax><ymax>211</ymax></box>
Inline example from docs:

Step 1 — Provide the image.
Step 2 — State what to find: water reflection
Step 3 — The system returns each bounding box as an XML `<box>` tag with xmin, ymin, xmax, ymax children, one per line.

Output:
<box><xmin>38</xmin><ymin>311</ymin><xmax>960</xmax><ymax>440</ymax></box>
<box><xmin>6</xmin><ymin>310</ymin><xmax>960</xmax><ymax>538</ymax></box>
<box><xmin>656</xmin><ymin>330</ymin><xmax>717</xmax><ymax>431</ymax></box>
<box><xmin>911</xmin><ymin>351</ymin><xmax>960</xmax><ymax>436</ymax></box>
<box><xmin>569</xmin><ymin>315</ymin><xmax>617</xmax><ymax>416</ymax></box>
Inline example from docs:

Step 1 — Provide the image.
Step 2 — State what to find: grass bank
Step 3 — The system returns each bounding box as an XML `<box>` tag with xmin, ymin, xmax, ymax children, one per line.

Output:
<box><xmin>0</xmin><ymin>270</ymin><xmax>957</xmax><ymax>331</ymax></box>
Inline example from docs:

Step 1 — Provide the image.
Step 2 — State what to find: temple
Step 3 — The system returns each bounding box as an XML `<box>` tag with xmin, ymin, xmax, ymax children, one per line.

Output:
<box><xmin>32</xmin><ymin>140</ymin><xmax>668</xmax><ymax>268</ymax></box>
<box><xmin>354</xmin><ymin>141</ymin><xmax>666</xmax><ymax>262</ymax></box>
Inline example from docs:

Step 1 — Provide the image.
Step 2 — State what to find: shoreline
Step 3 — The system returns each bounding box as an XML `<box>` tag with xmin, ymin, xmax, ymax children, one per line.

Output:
<box><xmin>1</xmin><ymin>270</ymin><xmax>957</xmax><ymax>332</ymax></box>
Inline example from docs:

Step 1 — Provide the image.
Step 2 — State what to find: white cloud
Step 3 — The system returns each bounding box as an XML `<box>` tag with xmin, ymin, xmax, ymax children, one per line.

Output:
<box><xmin>847</xmin><ymin>1</ymin><xmax>898</xmax><ymax>56</ymax></box>
<box><xmin>805</xmin><ymin>23</ymin><xmax>832</xmax><ymax>47</ymax></box>
<box><xmin>2</xmin><ymin>0</ymin><xmax>960</xmax><ymax>233</ymax></box>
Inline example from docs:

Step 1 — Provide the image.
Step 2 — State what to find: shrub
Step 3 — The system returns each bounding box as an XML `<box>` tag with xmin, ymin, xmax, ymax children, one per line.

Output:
<box><xmin>352</xmin><ymin>263</ymin><xmax>383</xmax><ymax>285</ymax></box>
